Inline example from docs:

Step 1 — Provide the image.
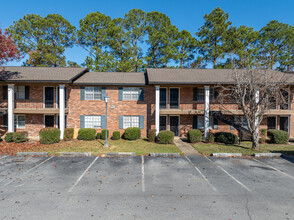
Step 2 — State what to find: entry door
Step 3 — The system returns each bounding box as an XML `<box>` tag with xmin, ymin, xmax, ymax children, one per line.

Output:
<box><xmin>44</xmin><ymin>87</ymin><xmax>54</xmax><ymax>108</ymax></box>
<box><xmin>280</xmin><ymin>117</ymin><xmax>289</xmax><ymax>132</ymax></box>
<box><xmin>45</xmin><ymin>115</ymin><xmax>55</xmax><ymax>127</ymax></box>
<box><xmin>170</xmin><ymin>116</ymin><xmax>179</xmax><ymax>136</ymax></box>
<box><xmin>170</xmin><ymin>88</ymin><xmax>179</xmax><ymax>109</ymax></box>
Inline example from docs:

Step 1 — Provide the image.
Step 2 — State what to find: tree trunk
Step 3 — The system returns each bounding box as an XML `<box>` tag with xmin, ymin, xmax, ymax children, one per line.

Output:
<box><xmin>251</xmin><ymin>129</ymin><xmax>259</xmax><ymax>149</ymax></box>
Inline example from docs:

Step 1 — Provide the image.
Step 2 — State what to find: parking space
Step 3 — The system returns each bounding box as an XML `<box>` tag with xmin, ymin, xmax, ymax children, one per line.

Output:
<box><xmin>0</xmin><ymin>155</ymin><xmax>293</xmax><ymax>219</ymax></box>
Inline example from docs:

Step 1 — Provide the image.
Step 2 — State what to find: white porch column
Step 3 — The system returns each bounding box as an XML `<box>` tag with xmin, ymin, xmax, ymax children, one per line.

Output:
<box><xmin>255</xmin><ymin>90</ymin><xmax>260</xmax><ymax>130</ymax></box>
<box><xmin>155</xmin><ymin>85</ymin><xmax>160</xmax><ymax>135</ymax></box>
<box><xmin>204</xmin><ymin>86</ymin><xmax>210</xmax><ymax>139</ymax></box>
<box><xmin>59</xmin><ymin>85</ymin><xmax>65</xmax><ymax>140</ymax></box>
<box><xmin>8</xmin><ymin>84</ymin><xmax>15</xmax><ymax>133</ymax></box>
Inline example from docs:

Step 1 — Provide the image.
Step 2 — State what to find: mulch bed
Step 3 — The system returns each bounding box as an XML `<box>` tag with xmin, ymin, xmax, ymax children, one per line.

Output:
<box><xmin>0</xmin><ymin>141</ymin><xmax>41</xmax><ymax>156</ymax></box>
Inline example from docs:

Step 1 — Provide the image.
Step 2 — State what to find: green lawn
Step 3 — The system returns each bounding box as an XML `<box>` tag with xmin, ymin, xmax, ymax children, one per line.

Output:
<box><xmin>192</xmin><ymin>142</ymin><xmax>294</xmax><ymax>156</ymax></box>
<box><xmin>25</xmin><ymin>139</ymin><xmax>182</xmax><ymax>156</ymax></box>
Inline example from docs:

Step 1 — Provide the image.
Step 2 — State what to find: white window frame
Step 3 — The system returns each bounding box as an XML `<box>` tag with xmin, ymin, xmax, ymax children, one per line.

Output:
<box><xmin>15</xmin><ymin>86</ymin><xmax>25</xmax><ymax>100</ymax></box>
<box><xmin>84</xmin><ymin>115</ymin><xmax>102</xmax><ymax>129</ymax></box>
<box><xmin>122</xmin><ymin>87</ymin><xmax>140</xmax><ymax>101</ymax></box>
<box><xmin>123</xmin><ymin>115</ymin><xmax>140</xmax><ymax>129</ymax></box>
<box><xmin>15</xmin><ymin>114</ymin><xmax>25</xmax><ymax>129</ymax></box>
<box><xmin>85</xmin><ymin>87</ymin><xmax>102</xmax><ymax>100</ymax></box>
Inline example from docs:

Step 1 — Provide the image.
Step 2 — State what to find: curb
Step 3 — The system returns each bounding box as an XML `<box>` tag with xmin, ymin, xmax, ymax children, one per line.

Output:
<box><xmin>105</xmin><ymin>152</ymin><xmax>136</xmax><ymax>157</ymax></box>
<box><xmin>59</xmin><ymin>152</ymin><xmax>92</xmax><ymax>157</ymax></box>
<box><xmin>16</xmin><ymin>152</ymin><xmax>48</xmax><ymax>157</ymax></box>
<box><xmin>254</xmin><ymin>153</ymin><xmax>283</xmax><ymax>158</ymax></box>
<box><xmin>149</xmin><ymin>153</ymin><xmax>181</xmax><ymax>157</ymax></box>
<box><xmin>212</xmin><ymin>153</ymin><xmax>242</xmax><ymax>157</ymax></box>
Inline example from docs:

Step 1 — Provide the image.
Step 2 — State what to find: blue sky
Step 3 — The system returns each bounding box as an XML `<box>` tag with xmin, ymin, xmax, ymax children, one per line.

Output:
<box><xmin>1</xmin><ymin>0</ymin><xmax>294</xmax><ymax>66</ymax></box>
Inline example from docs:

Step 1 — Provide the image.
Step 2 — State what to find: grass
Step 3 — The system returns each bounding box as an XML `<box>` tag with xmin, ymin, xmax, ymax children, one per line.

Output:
<box><xmin>192</xmin><ymin>141</ymin><xmax>294</xmax><ymax>156</ymax></box>
<box><xmin>24</xmin><ymin>138</ymin><xmax>182</xmax><ymax>156</ymax></box>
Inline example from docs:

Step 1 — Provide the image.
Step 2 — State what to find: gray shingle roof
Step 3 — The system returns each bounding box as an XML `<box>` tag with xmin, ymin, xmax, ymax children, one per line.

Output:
<box><xmin>73</xmin><ymin>72</ymin><xmax>146</xmax><ymax>85</ymax></box>
<box><xmin>146</xmin><ymin>68</ymin><xmax>294</xmax><ymax>85</ymax></box>
<box><xmin>0</xmin><ymin>66</ymin><xmax>88</xmax><ymax>83</ymax></box>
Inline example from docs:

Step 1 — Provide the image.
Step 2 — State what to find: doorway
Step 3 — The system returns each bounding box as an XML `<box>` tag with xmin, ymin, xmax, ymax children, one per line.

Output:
<box><xmin>44</xmin><ymin>87</ymin><xmax>54</xmax><ymax>108</ymax></box>
<box><xmin>170</xmin><ymin>115</ymin><xmax>179</xmax><ymax>136</ymax></box>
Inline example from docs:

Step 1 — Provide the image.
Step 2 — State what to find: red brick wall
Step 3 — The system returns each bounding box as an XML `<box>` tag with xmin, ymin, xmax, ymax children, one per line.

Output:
<box><xmin>67</xmin><ymin>85</ymin><xmax>155</xmax><ymax>137</ymax></box>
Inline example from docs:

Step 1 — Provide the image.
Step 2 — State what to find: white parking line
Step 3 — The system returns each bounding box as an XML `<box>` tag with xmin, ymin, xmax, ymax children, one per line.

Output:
<box><xmin>2</xmin><ymin>156</ymin><xmax>53</xmax><ymax>187</ymax></box>
<box><xmin>0</xmin><ymin>156</ymin><xmax>8</xmax><ymax>160</ymax></box>
<box><xmin>204</xmin><ymin>156</ymin><xmax>251</xmax><ymax>192</ymax></box>
<box><xmin>185</xmin><ymin>156</ymin><xmax>217</xmax><ymax>192</ymax></box>
<box><xmin>252</xmin><ymin>158</ymin><xmax>294</xmax><ymax>180</ymax></box>
<box><xmin>68</xmin><ymin>156</ymin><xmax>99</xmax><ymax>193</ymax></box>
<box><xmin>141</xmin><ymin>155</ymin><xmax>145</xmax><ymax>192</ymax></box>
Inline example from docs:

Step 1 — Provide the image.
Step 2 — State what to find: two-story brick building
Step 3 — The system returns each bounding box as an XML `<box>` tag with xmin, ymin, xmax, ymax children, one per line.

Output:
<box><xmin>0</xmin><ymin>67</ymin><xmax>293</xmax><ymax>140</ymax></box>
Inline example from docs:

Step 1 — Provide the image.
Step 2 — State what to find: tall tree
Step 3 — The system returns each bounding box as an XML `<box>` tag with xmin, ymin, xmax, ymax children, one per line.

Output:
<box><xmin>0</xmin><ymin>29</ymin><xmax>20</xmax><ymax>66</ymax></box>
<box><xmin>7</xmin><ymin>14</ymin><xmax>75</xmax><ymax>67</ymax></box>
<box><xmin>77</xmin><ymin>12</ymin><xmax>114</xmax><ymax>71</ymax></box>
<box><xmin>123</xmin><ymin>9</ymin><xmax>146</xmax><ymax>72</ymax></box>
<box><xmin>145</xmin><ymin>11</ymin><xmax>177</xmax><ymax>68</ymax></box>
<box><xmin>196</xmin><ymin>7</ymin><xmax>232</xmax><ymax>68</ymax></box>
<box><xmin>175</xmin><ymin>30</ymin><xmax>197</xmax><ymax>68</ymax></box>
<box><xmin>258</xmin><ymin>20</ymin><xmax>289</xmax><ymax>70</ymax></box>
<box><xmin>225</xmin><ymin>25</ymin><xmax>259</xmax><ymax>68</ymax></box>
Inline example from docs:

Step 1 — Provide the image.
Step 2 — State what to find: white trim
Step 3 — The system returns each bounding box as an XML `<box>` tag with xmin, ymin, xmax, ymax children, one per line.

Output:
<box><xmin>204</xmin><ymin>86</ymin><xmax>210</xmax><ymax>139</ymax></box>
<box><xmin>169</xmin><ymin>115</ymin><xmax>180</xmax><ymax>136</ymax></box>
<box><xmin>59</xmin><ymin>85</ymin><xmax>65</xmax><ymax>139</ymax></box>
<box><xmin>8</xmin><ymin>84</ymin><xmax>15</xmax><ymax>133</ymax></box>
<box><xmin>14</xmin><ymin>114</ymin><xmax>26</xmax><ymax>129</ymax></box>
<box><xmin>169</xmin><ymin>87</ymin><xmax>180</xmax><ymax>109</ymax></box>
<box><xmin>155</xmin><ymin>85</ymin><xmax>160</xmax><ymax>135</ymax></box>
<box><xmin>43</xmin><ymin>86</ymin><xmax>55</xmax><ymax>108</ymax></box>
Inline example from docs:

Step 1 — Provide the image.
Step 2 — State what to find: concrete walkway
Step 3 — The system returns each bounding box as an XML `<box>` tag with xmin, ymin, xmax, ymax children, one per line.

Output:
<box><xmin>174</xmin><ymin>137</ymin><xmax>201</xmax><ymax>155</ymax></box>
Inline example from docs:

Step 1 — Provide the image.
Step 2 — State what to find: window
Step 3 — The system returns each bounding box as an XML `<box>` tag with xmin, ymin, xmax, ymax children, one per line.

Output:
<box><xmin>160</xmin><ymin>116</ymin><xmax>167</xmax><ymax>131</ymax></box>
<box><xmin>85</xmin><ymin>87</ymin><xmax>102</xmax><ymax>100</ymax></box>
<box><xmin>123</xmin><ymin>116</ymin><xmax>139</xmax><ymax>129</ymax></box>
<box><xmin>15</xmin><ymin>115</ymin><xmax>25</xmax><ymax>129</ymax></box>
<box><xmin>267</xmin><ymin>117</ymin><xmax>276</xmax><ymax>130</ymax></box>
<box><xmin>15</xmin><ymin>86</ymin><xmax>25</xmax><ymax>100</ymax></box>
<box><xmin>196</xmin><ymin>116</ymin><xmax>216</xmax><ymax>129</ymax></box>
<box><xmin>160</xmin><ymin>88</ymin><xmax>167</xmax><ymax>108</ymax></box>
<box><xmin>84</xmin><ymin>116</ymin><xmax>101</xmax><ymax>128</ymax></box>
<box><xmin>123</xmin><ymin>87</ymin><xmax>140</xmax><ymax>100</ymax></box>
<box><xmin>193</xmin><ymin>88</ymin><xmax>205</xmax><ymax>101</ymax></box>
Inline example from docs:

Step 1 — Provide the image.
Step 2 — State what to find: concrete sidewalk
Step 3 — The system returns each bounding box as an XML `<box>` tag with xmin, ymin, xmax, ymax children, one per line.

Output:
<box><xmin>174</xmin><ymin>138</ymin><xmax>200</xmax><ymax>155</ymax></box>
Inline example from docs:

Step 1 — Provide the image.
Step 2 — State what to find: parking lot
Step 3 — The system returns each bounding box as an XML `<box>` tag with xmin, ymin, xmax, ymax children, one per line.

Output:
<box><xmin>0</xmin><ymin>155</ymin><xmax>294</xmax><ymax>220</ymax></box>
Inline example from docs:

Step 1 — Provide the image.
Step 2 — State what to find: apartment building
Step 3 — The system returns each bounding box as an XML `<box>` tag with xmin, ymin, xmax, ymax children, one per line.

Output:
<box><xmin>0</xmin><ymin>67</ymin><xmax>293</xmax><ymax>140</ymax></box>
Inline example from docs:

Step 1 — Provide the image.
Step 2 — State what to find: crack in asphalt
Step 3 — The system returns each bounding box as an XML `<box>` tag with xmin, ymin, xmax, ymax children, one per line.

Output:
<box><xmin>245</xmin><ymin>197</ymin><xmax>252</xmax><ymax>220</ymax></box>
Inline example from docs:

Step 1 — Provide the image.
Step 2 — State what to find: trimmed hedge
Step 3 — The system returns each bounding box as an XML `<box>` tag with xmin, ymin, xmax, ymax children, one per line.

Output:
<box><xmin>188</xmin><ymin>129</ymin><xmax>202</xmax><ymax>143</ymax></box>
<box><xmin>101</xmin><ymin>129</ymin><xmax>110</xmax><ymax>140</ymax></box>
<box><xmin>206</xmin><ymin>132</ymin><xmax>215</xmax><ymax>143</ymax></box>
<box><xmin>4</xmin><ymin>132</ymin><xmax>14</xmax><ymax>143</ymax></box>
<box><xmin>112</xmin><ymin>131</ymin><xmax>121</xmax><ymax>140</ymax></box>
<box><xmin>124</xmin><ymin>127</ymin><xmax>141</xmax><ymax>140</ymax></box>
<box><xmin>13</xmin><ymin>131</ymin><xmax>28</xmax><ymax>143</ymax></box>
<box><xmin>96</xmin><ymin>133</ymin><xmax>101</xmax><ymax>139</ymax></box>
<box><xmin>147</xmin><ymin>129</ymin><xmax>156</xmax><ymax>142</ymax></box>
<box><xmin>156</xmin><ymin>130</ymin><xmax>174</xmax><ymax>144</ymax></box>
<box><xmin>77</xmin><ymin>128</ymin><xmax>96</xmax><ymax>141</ymax></box>
<box><xmin>39</xmin><ymin>128</ymin><xmax>61</xmax><ymax>144</ymax></box>
<box><xmin>267</xmin><ymin>129</ymin><xmax>289</xmax><ymax>144</ymax></box>
<box><xmin>214</xmin><ymin>132</ymin><xmax>238</xmax><ymax>145</ymax></box>
<box><xmin>64</xmin><ymin>128</ymin><xmax>74</xmax><ymax>141</ymax></box>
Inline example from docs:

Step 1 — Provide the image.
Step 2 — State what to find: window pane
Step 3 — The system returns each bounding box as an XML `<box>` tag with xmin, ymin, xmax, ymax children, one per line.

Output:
<box><xmin>85</xmin><ymin>116</ymin><xmax>101</xmax><ymax>128</ymax></box>
<box><xmin>16</xmin><ymin>86</ymin><xmax>25</xmax><ymax>99</ymax></box>
<box><xmin>197</xmin><ymin>88</ymin><xmax>204</xmax><ymax>101</ymax></box>
<box><xmin>123</xmin><ymin>88</ymin><xmax>139</xmax><ymax>100</ymax></box>
<box><xmin>197</xmin><ymin>116</ymin><xmax>204</xmax><ymax>129</ymax></box>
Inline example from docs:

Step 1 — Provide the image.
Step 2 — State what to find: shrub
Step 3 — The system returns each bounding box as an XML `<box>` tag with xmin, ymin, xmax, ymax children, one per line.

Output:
<box><xmin>101</xmin><ymin>129</ymin><xmax>110</xmax><ymax>140</ymax></box>
<box><xmin>188</xmin><ymin>129</ymin><xmax>202</xmax><ymax>143</ymax></box>
<box><xmin>4</xmin><ymin>132</ymin><xmax>14</xmax><ymax>143</ymax></box>
<box><xmin>13</xmin><ymin>131</ymin><xmax>28</xmax><ymax>143</ymax></box>
<box><xmin>124</xmin><ymin>127</ymin><xmax>141</xmax><ymax>140</ymax></box>
<box><xmin>39</xmin><ymin>127</ymin><xmax>60</xmax><ymax>144</ymax></box>
<box><xmin>148</xmin><ymin>129</ymin><xmax>156</xmax><ymax>142</ymax></box>
<box><xmin>206</xmin><ymin>132</ymin><xmax>215</xmax><ymax>143</ymax></box>
<box><xmin>259</xmin><ymin>137</ymin><xmax>266</xmax><ymax>144</ymax></box>
<box><xmin>267</xmin><ymin>129</ymin><xmax>289</xmax><ymax>144</ymax></box>
<box><xmin>260</xmin><ymin>129</ymin><xmax>267</xmax><ymax>137</ymax></box>
<box><xmin>112</xmin><ymin>131</ymin><xmax>121</xmax><ymax>140</ymax></box>
<box><xmin>64</xmin><ymin>128</ymin><xmax>74</xmax><ymax>141</ymax></box>
<box><xmin>214</xmin><ymin>132</ymin><xmax>239</xmax><ymax>145</ymax></box>
<box><xmin>156</xmin><ymin>130</ymin><xmax>174</xmax><ymax>144</ymax></box>
<box><xmin>77</xmin><ymin>128</ymin><xmax>96</xmax><ymax>141</ymax></box>
<box><xmin>96</xmin><ymin>132</ymin><xmax>101</xmax><ymax>139</ymax></box>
